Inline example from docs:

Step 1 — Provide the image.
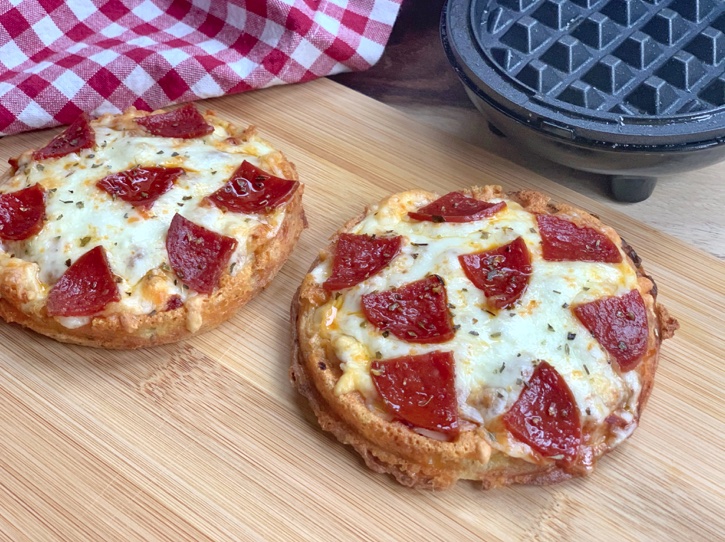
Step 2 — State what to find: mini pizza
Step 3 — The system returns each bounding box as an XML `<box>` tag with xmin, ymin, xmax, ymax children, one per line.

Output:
<box><xmin>291</xmin><ymin>186</ymin><xmax>678</xmax><ymax>489</ymax></box>
<box><xmin>0</xmin><ymin>104</ymin><xmax>305</xmax><ymax>348</ymax></box>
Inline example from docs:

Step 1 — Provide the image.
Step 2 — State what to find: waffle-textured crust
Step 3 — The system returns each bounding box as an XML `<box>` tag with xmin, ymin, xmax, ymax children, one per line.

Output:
<box><xmin>0</xmin><ymin>108</ymin><xmax>305</xmax><ymax>349</ymax></box>
<box><xmin>291</xmin><ymin>186</ymin><xmax>677</xmax><ymax>489</ymax></box>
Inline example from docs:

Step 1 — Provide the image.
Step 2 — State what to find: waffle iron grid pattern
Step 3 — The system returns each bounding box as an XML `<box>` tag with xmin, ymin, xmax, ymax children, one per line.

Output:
<box><xmin>476</xmin><ymin>0</ymin><xmax>725</xmax><ymax>116</ymax></box>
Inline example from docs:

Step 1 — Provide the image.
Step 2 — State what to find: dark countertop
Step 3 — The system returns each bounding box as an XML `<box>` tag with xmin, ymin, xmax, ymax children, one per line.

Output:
<box><xmin>331</xmin><ymin>0</ymin><xmax>471</xmax><ymax>117</ymax></box>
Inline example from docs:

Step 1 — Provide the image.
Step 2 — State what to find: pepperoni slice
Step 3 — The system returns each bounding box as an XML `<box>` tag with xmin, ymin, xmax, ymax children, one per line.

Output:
<box><xmin>408</xmin><ymin>192</ymin><xmax>506</xmax><ymax>223</ymax></box>
<box><xmin>502</xmin><ymin>361</ymin><xmax>581</xmax><ymax>461</ymax></box>
<box><xmin>136</xmin><ymin>104</ymin><xmax>214</xmax><ymax>139</ymax></box>
<box><xmin>371</xmin><ymin>351</ymin><xmax>459</xmax><ymax>437</ymax></box>
<box><xmin>0</xmin><ymin>184</ymin><xmax>45</xmax><ymax>240</ymax></box>
<box><xmin>458</xmin><ymin>237</ymin><xmax>532</xmax><ymax>310</ymax></box>
<box><xmin>32</xmin><ymin>114</ymin><xmax>94</xmax><ymax>160</ymax></box>
<box><xmin>46</xmin><ymin>246</ymin><xmax>120</xmax><ymax>317</ymax></box>
<box><xmin>206</xmin><ymin>161</ymin><xmax>298</xmax><ymax>214</ymax></box>
<box><xmin>166</xmin><ymin>214</ymin><xmax>237</xmax><ymax>295</ymax></box>
<box><xmin>361</xmin><ymin>275</ymin><xmax>454</xmax><ymax>343</ymax></box>
<box><xmin>97</xmin><ymin>166</ymin><xmax>184</xmax><ymax>209</ymax></box>
<box><xmin>537</xmin><ymin>214</ymin><xmax>622</xmax><ymax>263</ymax></box>
<box><xmin>323</xmin><ymin>234</ymin><xmax>402</xmax><ymax>291</ymax></box>
<box><xmin>165</xmin><ymin>295</ymin><xmax>183</xmax><ymax>311</ymax></box>
<box><xmin>573</xmin><ymin>289</ymin><xmax>648</xmax><ymax>371</ymax></box>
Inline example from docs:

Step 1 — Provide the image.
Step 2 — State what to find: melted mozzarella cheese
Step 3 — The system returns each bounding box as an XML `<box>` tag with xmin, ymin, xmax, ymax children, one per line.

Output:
<box><xmin>0</xmin><ymin>113</ymin><xmax>289</xmax><ymax>324</ymax></box>
<box><xmin>310</xmin><ymin>191</ymin><xmax>642</xmax><ymax>454</ymax></box>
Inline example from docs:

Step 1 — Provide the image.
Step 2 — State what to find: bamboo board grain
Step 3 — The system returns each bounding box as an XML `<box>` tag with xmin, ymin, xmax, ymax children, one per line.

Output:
<box><xmin>0</xmin><ymin>79</ymin><xmax>723</xmax><ymax>541</ymax></box>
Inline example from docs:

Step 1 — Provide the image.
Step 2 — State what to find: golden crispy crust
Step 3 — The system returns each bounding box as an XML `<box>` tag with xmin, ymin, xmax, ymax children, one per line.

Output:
<box><xmin>291</xmin><ymin>186</ymin><xmax>678</xmax><ymax>489</ymax></box>
<box><xmin>0</xmin><ymin>107</ymin><xmax>306</xmax><ymax>349</ymax></box>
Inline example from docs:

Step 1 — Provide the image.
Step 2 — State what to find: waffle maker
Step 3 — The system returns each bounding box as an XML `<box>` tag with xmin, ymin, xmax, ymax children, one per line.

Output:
<box><xmin>442</xmin><ymin>0</ymin><xmax>725</xmax><ymax>201</ymax></box>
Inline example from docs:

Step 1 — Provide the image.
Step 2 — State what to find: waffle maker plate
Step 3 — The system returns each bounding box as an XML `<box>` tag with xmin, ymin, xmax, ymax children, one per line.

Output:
<box><xmin>442</xmin><ymin>0</ymin><xmax>725</xmax><ymax>201</ymax></box>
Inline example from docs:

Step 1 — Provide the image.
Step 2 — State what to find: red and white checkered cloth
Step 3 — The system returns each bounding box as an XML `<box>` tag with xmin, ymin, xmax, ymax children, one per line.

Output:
<box><xmin>0</xmin><ymin>0</ymin><xmax>402</xmax><ymax>136</ymax></box>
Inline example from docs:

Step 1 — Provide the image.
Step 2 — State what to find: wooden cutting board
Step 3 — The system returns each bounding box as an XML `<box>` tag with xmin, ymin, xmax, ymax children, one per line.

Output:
<box><xmin>1</xmin><ymin>79</ymin><xmax>723</xmax><ymax>541</ymax></box>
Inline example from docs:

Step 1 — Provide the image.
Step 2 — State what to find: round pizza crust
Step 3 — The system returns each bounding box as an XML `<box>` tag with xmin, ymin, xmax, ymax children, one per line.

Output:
<box><xmin>0</xmin><ymin>107</ymin><xmax>305</xmax><ymax>349</ymax></box>
<box><xmin>291</xmin><ymin>185</ymin><xmax>678</xmax><ymax>489</ymax></box>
